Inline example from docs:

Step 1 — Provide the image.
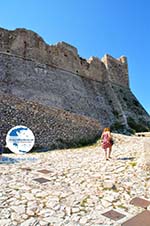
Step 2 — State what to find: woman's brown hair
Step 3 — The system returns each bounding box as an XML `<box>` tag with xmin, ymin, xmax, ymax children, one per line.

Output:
<box><xmin>103</xmin><ymin>127</ymin><xmax>110</xmax><ymax>132</ymax></box>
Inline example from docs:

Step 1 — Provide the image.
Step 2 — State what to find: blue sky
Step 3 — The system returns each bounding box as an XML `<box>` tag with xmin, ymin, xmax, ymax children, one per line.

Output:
<box><xmin>0</xmin><ymin>0</ymin><xmax>149</xmax><ymax>113</ymax></box>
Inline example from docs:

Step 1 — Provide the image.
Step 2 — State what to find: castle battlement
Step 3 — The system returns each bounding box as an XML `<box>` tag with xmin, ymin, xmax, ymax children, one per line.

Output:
<box><xmin>101</xmin><ymin>54</ymin><xmax>129</xmax><ymax>87</ymax></box>
<box><xmin>0</xmin><ymin>27</ymin><xmax>129</xmax><ymax>87</ymax></box>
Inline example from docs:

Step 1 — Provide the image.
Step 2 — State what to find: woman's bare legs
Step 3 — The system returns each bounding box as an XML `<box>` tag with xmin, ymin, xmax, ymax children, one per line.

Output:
<box><xmin>108</xmin><ymin>146</ymin><xmax>112</xmax><ymax>158</ymax></box>
<box><xmin>104</xmin><ymin>149</ymin><xmax>109</xmax><ymax>160</ymax></box>
<box><xmin>104</xmin><ymin>149</ymin><xmax>108</xmax><ymax>160</ymax></box>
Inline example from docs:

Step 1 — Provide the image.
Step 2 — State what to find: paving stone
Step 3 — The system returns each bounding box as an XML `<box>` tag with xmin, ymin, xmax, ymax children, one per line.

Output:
<box><xmin>20</xmin><ymin>217</ymin><xmax>39</xmax><ymax>226</ymax></box>
<box><xmin>1</xmin><ymin>134</ymin><xmax>150</xmax><ymax>225</ymax></box>
<box><xmin>11</xmin><ymin>205</ymin><xmax>26</xmax><ymax>214</ymax></box>
<box><xmin>20</xmin><ymin>167</ymin><xmax>32</xmax><ymax>171</ymax></box>
<box><xmin>38</xmin><ymin>169</ymin><xmax>51</xmax><ymax>174</ymax></box>
<box><xmin>0</xmin><ymin>219</ymin><xmax>12</xmax><ymax>226</ymax></box>
<box><xmin>121</xmin><ymin>210</ymin><xmax>150</xmax><ymax>226</ymax></box>
<box><xmin>130</xmin><ymin>197</ymin><xmax>150</xmax><ymax>208</ymax></box>
<box><xmin>0</xmin><ymin>208</ymin><xmax>11</xmax><ymax>219</ymax></box>
<box><xmin>102</xmin><ymin>209</ymin><xmax>126</xmax><ymax>221</ymax></box>
<box><xmin>33</xmin><ymin>177</ymin><xmax>50</xmax><ymax>183</ymax></box>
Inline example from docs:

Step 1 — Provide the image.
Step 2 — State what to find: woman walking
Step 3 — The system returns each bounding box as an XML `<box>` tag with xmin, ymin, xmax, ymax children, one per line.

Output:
<box><xmin>101</xmin><ymin>127</ymin><xmax>113</xmax><ymax>160</ymax></box>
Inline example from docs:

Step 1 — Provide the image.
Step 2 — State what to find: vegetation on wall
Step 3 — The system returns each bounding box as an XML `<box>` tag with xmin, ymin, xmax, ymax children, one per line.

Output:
<box><xmin>127</xmin><ymin>117</ymin><xmax>150</xmax><ymax>132</ymax></box>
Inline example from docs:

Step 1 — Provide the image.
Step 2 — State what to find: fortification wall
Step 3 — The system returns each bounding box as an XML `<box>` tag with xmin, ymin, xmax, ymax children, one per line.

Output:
<box><xmin>0</xmin><ymin>93</ymin><xmax>101</xmax><ymax>149</ymax></box>
<box><xmin>0</xmin><ymin>52</ymin><xmax>115</xmax><ymax>127</ymax></box>
<box><xmin>102</xmin><ymin>54</ymin><xmax>129</xmax><ymax>87</ymax></box>
<box><xmin>0</xmin><ymin>28</ymin><xmax>128</xmax><ymax>86</ymax></box>
<box><xmin>0</xmin><ymin>27</ymin><xmax>150</xmax><ymax>134</ymax></box>
<box><xmin>109</xmin><ymin>84</ymin><xmax>150</xmax><ymax>132</ymax></box>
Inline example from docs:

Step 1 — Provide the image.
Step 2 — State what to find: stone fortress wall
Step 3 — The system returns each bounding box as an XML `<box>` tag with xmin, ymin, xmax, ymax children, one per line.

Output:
<box><xmin>0</xmin><ymin>28</ymin><xmax>128</xmax><ymax>87</ymax></box>
<box><xmin>0</xmin><ymin>93</ymin><xmax>101</xmax><ymax>149</ymax></box>
<box><xmin>0</xmin><ymin>27</ymin><xmax>150</xmax><ymax>149</ymax></box>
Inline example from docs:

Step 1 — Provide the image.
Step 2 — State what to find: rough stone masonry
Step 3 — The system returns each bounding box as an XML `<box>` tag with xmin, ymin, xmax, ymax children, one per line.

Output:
<box><xmin>0</xmin><ymin>27</ymin><xmax>150</xmax><ymax>149</ymax></box>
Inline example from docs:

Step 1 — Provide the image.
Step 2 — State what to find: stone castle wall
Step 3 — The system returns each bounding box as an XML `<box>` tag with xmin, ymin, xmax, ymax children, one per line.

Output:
<box><xmin>102</xmin><ymin>54</ymin><xmax>129</xmax><ymax>87</ymax></box>
<box><xmin>0</xmin><ymin>93</ymin><xmax>101</xmax><ymax>149</ymax></box>
<box><xmin>0</xmin><ymin>28</ymin><xmax>129</xmax><ymax>86</ymax></box>
<box><xmin>0</xmin><ymin>52</ymin><xmax>115</xmax><ymax>127</ymax></box>
<box><xmin>0</xmin><ymin>27</ymin><xmax>150</xmax><ymax>137</ymax></box>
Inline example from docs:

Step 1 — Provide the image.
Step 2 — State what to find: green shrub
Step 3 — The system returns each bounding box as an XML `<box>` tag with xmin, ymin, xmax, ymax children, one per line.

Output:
<box><xmin>112</xmin><ymin>110</ymin><xmax>119</xmax><ymax>118</ymax></box>
<box><xmin>133</xmin><ymin>100</ymin><xmax>140</xmax><ymax>107</ymax></box>
<box><xmin>111</xmin><ymin>121</ymin><xmax>125</xmax><ymax>131</ymax></box>
<box><xmin>127</xmin><ymin>117</ymin><xmax>150</xmax><ymax>132</ymax></box>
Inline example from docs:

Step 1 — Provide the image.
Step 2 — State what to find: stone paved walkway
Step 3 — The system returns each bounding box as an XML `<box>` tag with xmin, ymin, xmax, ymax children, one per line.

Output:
<box><xmin>0</xmin><ymin>134</ymin><xmax>150</xmax><ymax>226</ymax></box>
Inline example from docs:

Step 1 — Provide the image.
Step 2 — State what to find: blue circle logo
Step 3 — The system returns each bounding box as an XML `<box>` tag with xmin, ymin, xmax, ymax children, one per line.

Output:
<box><xmin>6</xmin><ymin>125</ymin><xmax>35</xmax><ymax>154</ymax></box>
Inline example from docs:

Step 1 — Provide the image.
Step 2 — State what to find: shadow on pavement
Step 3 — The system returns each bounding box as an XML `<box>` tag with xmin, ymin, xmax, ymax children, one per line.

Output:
<box><xmin>117</xmin><ymin>157</ymin><xmax>135</xmax><ymax>161</ymax></box>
